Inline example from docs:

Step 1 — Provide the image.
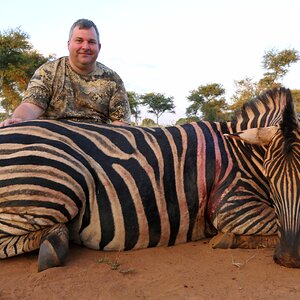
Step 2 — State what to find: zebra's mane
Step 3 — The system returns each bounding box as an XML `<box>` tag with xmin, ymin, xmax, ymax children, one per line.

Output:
<box><xmin>232</xmin><ymin>87</ymin><xmax>289</xmax><ymax>131</ymax></box>
<box><xmin>280</xmin><ymin>89</ymin><xmax>299</xmax><ymax>154</ymax></box>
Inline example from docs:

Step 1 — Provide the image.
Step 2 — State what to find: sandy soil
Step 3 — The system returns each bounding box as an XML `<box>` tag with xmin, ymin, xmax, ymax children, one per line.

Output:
<box><xmin>1</xmin><ymin>239</ymin><xmax>299</xmax><ymax>300</ymax></box>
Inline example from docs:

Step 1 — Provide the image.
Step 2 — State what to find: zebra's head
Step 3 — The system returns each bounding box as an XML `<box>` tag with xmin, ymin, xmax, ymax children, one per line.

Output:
<box><xmin>228</xmin><ymin>89</ymin><xmax>300</xmax><ymax>268</ymax></box>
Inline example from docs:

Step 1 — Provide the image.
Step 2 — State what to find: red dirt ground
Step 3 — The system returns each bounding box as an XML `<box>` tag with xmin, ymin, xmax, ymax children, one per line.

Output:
<box><xmin>1</xmin><ymin>240</ymin><xmax>299</xmax><ymax>299</ymax></box>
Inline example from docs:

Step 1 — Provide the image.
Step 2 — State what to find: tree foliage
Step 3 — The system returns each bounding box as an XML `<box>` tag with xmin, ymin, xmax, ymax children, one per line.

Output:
<box><xmin>230</xmin><ymin>77</ymin><xmax>258</xmax><ymax>111</ymax></box>
<box><xmin>259</xmin><ymin>48</ymin><xmax>299</xmax><ymax>89</ymax></box>
<box><xmin>231</xmin><ymin>48</ymin><xmax>300</xmax><ymax>111</ymax></box>
<box><xmin>140</xmin><ymin>92</ymin><xmax>175</xmax><ymax>125</ymax></box>
<box><xmin>175</xmin><ymin>116</ymin><xmax>200</xmax><ymax>125</ymax></box>
<box><xmin>140</xmin><ymin>118</ymin><xmax>156</xmax><ymax>127</ymax></box>
<box><xmin>0</xmin><ymin>27</ymin><xmax>53</xmax><ymax>114</ymax></box>
<box><xmin>186</xmin><ymin>83</ymin><xmax>229</xmax><ymax>121</ymax></box>
<box><xmin>291</xmin><ymin>89</ymin><xmax>300</xmax><ymax>112</ymax></box>
<box><xmin>127</xmin><ymin>91</ymin><xmax>141</xmax><ymax>124</ymax></box>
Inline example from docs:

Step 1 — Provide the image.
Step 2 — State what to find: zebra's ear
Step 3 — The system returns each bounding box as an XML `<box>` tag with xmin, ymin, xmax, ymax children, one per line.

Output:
<box><xmin>225</xmin><ymin>126</ymin><xmax>278</xmax><ymax>145</ymax></box>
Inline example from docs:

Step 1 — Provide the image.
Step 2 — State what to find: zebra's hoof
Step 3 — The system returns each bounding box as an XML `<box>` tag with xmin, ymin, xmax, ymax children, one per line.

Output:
<box><xmin>38</xmin><ymin>224</ymin><xmax>69</xmax><ymax>272</ymax></box>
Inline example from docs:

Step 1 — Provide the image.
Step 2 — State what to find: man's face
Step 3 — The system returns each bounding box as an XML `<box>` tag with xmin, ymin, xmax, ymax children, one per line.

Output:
<box><xmin>68</xmin><ymin>26</ymin><xmax>101</xmax><ymax>73</ymax></box>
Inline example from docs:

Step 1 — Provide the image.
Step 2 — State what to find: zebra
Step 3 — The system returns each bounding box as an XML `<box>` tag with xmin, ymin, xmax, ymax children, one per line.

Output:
<box><xmin>0</xmin><ymin>88</ymin><xmax>298</xmax><ymax>271</ymax></box>
<box><xmin>227</xmin><ymin>89</ymin><xmax>300</xmax><ymax>268</ymax></box>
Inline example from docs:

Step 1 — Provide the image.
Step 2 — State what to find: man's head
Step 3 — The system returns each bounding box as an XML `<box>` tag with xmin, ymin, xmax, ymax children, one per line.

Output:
<box><xmin>68</xmin><ymin>19</ymin><xmax>101</xmax><ymax>75</ymax></box>
<box><xmin>68</xmin><ymin>19</ymin><xmax>100</xmax><ymax>42</ymax></box>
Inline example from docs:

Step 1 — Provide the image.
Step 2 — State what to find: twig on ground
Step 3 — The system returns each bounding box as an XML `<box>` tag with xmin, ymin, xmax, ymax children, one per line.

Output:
<box><xmin>231</xmin><ymin>254</ymin><xmax>256</xmax><ymax>269</ymax></box>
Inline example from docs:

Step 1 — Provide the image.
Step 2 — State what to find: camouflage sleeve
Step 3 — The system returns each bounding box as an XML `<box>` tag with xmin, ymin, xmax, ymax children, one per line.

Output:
<box><xmin>109</xmin><ymin>76</ymin><xmax>131</xmax><ymax>124</ymax></box>
<box><xmin>22</xmin><ymin>63</ymin><xmax>53</xmax><ymax>111</ymax></box>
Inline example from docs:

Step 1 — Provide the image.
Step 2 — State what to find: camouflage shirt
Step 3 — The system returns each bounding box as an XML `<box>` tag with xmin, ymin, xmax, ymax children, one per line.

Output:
<box><xmin>23</xmin><ymin>57</ymin><xmax>131</xmax><ymax>124</ymax></box>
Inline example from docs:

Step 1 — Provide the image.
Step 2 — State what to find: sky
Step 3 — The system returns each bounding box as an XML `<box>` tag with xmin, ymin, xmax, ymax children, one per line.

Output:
<box><xmin>2</xmin><ymin>0</ymin><xmax>300</xmax><ymax>124</ymax></box>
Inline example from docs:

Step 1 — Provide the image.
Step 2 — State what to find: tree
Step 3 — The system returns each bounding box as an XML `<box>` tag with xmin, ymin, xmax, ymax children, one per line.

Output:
<box><xmin>230</xmin><ymin>77</ymin><xmax>258</xmax><ymax>111</ymax></box>
<box><xmin>140</xmin><ymin>118</ymin><xmax>156</xmax><ymax>127</ymax></box>
<box><xmin>0</xmin><ymin>27</ymin><xmax>53</xmax><ymax>114</ymax></box>
<box><xmin>231</xmin><ymin>48</ymin><xmax>300</xmax><ymax>111</ymax></box>
<box><xmin>186</xmin><ymin>83</ymin><xmax>229</xmax><ymax>121</ymax></box>
<box><xmin>0</xmin><ymin>112</ymin><xmax>6</xmax><ymax>122</ymax></box>
<box><xmin>258</xmin><ymin>48</ymin><xmax>299</xmax><ymax>91</ymax></box>
<box><xmin>291</xmin><ymin>89</ymin><xmax>300</xmax><ymax>112</ymax></box>
<box><xmin>140</xmin><ymin>92</ymin><xmax>175</xmax><ymax>125</ymax></box>
<box><xmin>175</xmin><ymin>116</ymin><xmax>200</xmax><ymax>125</ymax></box>
<box><xmin>127</xmin><ymin>91</ymin><xmax>140</xmax><ymax>125</ymax></box>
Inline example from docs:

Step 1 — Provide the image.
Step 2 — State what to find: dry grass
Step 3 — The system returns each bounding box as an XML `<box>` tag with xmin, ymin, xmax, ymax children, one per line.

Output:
<box><xmin>96</xmin><ymin>255</ymin><xmax>135</xmax><ymax>274</ymax></box>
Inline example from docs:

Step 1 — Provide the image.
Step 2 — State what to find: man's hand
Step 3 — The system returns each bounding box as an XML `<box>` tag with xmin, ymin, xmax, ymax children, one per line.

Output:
<box><xmin>0</xmin><ymin>103</ymin><xmax>44</xmax><ymax>128</ymax></box>
<box><xmin>112</xmin><ymin>120</ymin><xmax>129</xmax><ymax>126</ymax></box>
<box><xmin>0</xmin><ymin>118</ymin><xmax>23</xmax><ymax>128</ymax></box>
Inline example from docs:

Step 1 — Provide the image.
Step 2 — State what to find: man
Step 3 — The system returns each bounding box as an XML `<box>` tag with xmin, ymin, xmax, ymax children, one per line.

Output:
<box><xmin>0</xmin><ymin>19</ymin><xmax>131</xmax><ymax>127</ymax></box>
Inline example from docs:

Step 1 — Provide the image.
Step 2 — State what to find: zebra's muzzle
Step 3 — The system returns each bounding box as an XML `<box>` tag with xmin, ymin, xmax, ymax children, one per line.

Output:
<box><xmin>273</xmin><ymin>241</ymin><xmax>300</xmax><ymax>268</ymax></box>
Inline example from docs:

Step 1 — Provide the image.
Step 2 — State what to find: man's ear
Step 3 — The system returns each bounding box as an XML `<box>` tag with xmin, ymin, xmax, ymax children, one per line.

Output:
<box><xmin>225</xmin><ymin>126</ymin><xmax>278</xmax><ymax>145</ymax></box>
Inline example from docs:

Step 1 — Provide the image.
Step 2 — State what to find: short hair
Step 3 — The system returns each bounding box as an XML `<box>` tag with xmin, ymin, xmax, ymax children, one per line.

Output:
<box><xmin>69</xmin><ymin>19</ymin><xmax>100</xmax><ymax>42</ymax></box>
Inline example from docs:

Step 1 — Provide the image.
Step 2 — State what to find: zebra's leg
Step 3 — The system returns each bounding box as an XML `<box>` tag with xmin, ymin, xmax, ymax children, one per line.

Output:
<box><xmin>0</xmin><ymin>230</ymin><xmax>43</xmax><ymax>258</ymax></box>
<box><xmin>0</xmin><ymin>223</ymin><xmax>69</xmax><ymax>271</ymax></box>
<box><xmin>209</xmin><ymin>197</ymin><xmax>279</xmax><ymax>249</ymax></box>
<box><xmin>38</xmin><ymin>223</ymin><xmax>69</xmax><ymax>272</ymax></box>
<box><xmin>209</xmin><ymin>232</ymin><xmax>279</xmax><ymax>249</ymax></box>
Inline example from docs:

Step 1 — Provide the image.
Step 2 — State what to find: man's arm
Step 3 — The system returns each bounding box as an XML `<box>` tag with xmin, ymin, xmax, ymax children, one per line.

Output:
<box><xmin>0</xmin><ymin>103</ymin><xmax>44</xmax><ymax>127</ymax></box>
